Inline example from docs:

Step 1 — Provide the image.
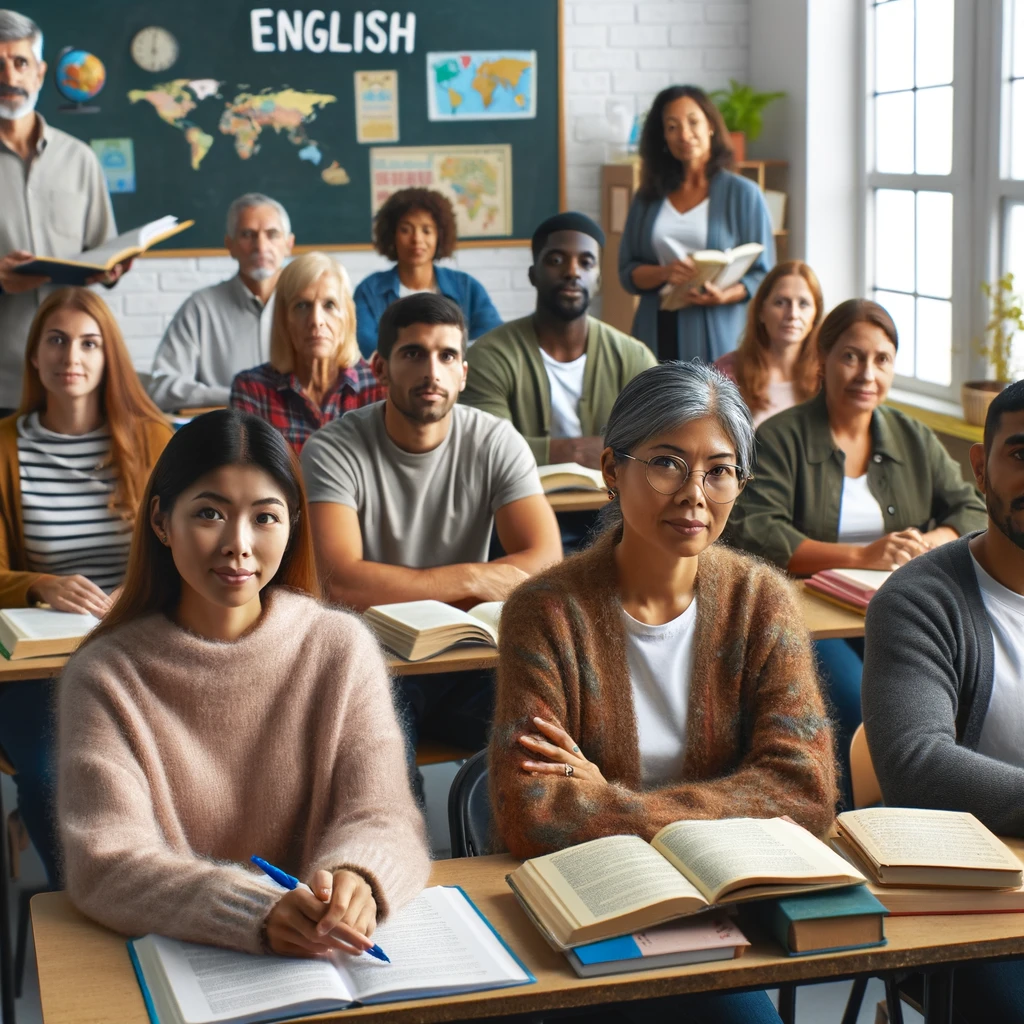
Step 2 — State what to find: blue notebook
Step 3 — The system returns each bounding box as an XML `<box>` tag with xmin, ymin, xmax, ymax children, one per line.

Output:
<box><xmin>751</xmin><ymin>885</ymin><xmax>888</xmax><ymax>957</ymax></box>
<box><xmin>128</xmin><ymin>885</ymin><xmax>534</xmax><ymax>1024</ymax></box>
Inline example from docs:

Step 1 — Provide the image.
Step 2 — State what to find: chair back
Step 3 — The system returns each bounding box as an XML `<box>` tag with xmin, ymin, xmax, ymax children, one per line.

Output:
<box><xmin>850</xmin><ymin>723</ymin><xmax>882</xmax><ymax>808</ymax></box>
<box><xmin>447</xmin><ymin>750</ymin><xmax>491</xmax><ymax>857</ymax></box>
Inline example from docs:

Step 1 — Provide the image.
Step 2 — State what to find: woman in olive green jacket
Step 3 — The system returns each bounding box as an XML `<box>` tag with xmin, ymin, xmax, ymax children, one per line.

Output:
<box><xmin>726</xmin><ymin>298</ymin><xmax>986</xmax><ymax>806</ymax></box>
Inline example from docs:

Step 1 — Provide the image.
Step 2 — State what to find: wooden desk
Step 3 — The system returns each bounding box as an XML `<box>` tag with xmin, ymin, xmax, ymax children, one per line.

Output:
<box><xmin>31</xmin><ymin>854</ymin><xmax>1024</xmax><ymax>1024</ymax></box>
<box><xmin>546</xmin><ymin>490</ymin><xmax>610</xmax><ymax>513</ymax></box>
<box><xmin>0</xmin><ymin>588</ymin><xmax>864</xmax><ymax>685</ymax></box>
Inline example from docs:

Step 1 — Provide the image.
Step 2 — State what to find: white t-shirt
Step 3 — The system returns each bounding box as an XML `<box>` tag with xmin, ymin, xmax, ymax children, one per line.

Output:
<box><xmin>837</xmin><ymin>475</ymin><xmax>885</xmax><ymax>544</ymax></box>
<box><xmin>538</xmin><ymin>347</ymin><xmax>587</xmax><ymax>439</ymax></box>
<box><xmin>972</xmin><ymin>555</ymin><xmax>1024</xmax><ymax>769</ymax></box>
<box><xmin>651</xmin><ymin>197</ymin><xmax>710</xmax><ymax>266</ymax></box>
<box><xmin>622</xmin><ymin>600</ymin><xmax>698</xmax><ymax>787</ymax></box>
<box><xmin>398</xmin><ymin>282</ymin><xmax>437</xmax><ymax>298</ymax></box>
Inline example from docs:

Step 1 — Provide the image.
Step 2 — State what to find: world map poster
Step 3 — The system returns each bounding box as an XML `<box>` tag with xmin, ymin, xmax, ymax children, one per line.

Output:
<box><xmin>370</xmin><ymin>145</ymin><xmax>512</xmax><ymax>238</ymax></box>
<box><xmin>427</xmin><ymin>50</ymin><xmax>537</xmax><ymax>121</ymax></box>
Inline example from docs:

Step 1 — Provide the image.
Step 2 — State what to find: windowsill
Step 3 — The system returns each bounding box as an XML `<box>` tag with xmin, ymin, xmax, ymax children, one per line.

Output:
<box><xmin>886</xmin><ymin>388</ymin><xmax>983</xmax><ymax>443</ymax></box>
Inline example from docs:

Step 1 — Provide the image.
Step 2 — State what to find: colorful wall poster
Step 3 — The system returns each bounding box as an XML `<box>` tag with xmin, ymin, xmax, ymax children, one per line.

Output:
<box><xmin>90</xmin><ymin>137</ymin><xmax>136</xmax><ymax>193</ymax></box>
<box><xmin>370</xmin><ymin>144</ymin><xmax>512</xmax><ymax>237</ymax></box>
<box><xmin>427</xmin><ymin>50</ymin><xmax>537</xmax><ymax>121</ymax></box>
<box><xmin>355</xmin><ymin>70</ymin><xmax>399</xmax><ymax>143</ymax></box>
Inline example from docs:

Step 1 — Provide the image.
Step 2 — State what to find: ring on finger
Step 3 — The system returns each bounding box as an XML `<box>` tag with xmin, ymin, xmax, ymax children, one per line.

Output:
<box><xmin>564</xmin><ymin>764</ymin><xmax>574</xmax><ymax>778</ymax></box>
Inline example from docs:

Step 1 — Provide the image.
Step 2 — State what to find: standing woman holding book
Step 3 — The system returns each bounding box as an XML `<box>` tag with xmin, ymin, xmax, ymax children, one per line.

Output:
<box><xmin>714</xmin><ymin>260</ymin><xmax>823</xmax><ymax>427</ymax></box>
<box><xmin>618</xmin><ymin>85</ymin><xmax>775</xmax><ymax>363</ymax></box>
<box><xmin>489</xmin><ymin>362</ymin><xmax>836</xmax><ymax>1024</ymax></box>
<box><xmin>58</xmin><ymin>410</ymin><xmax>429</xmax><ymax>955</ymax></box>
<box><xmin>726</xmin><ymin>298</ymin><xmax>987</xmax><ymax>806</ymax></box>
<box><xmin>0</xmin><ymin>287</ymin><xmax>171</xmax><ymax>886</ymax></box>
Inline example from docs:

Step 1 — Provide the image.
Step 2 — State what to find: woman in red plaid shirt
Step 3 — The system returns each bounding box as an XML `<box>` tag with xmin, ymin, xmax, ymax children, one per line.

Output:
<box><xmin>230</xmin><ymin>253</ymin><xmax>385</xmax><ymax>453</ymax></box>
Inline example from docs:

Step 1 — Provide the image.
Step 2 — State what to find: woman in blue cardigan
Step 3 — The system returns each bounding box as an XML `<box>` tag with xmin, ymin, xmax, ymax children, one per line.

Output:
<box><xmin>619</xmin><ymin>85</ymin><xmax>775</xmax><ymax>363</ymax></box>
<box><xmin>354</xmin><ymin>188</ymin><xmax>503</xmax><ymax>357</ymax></box>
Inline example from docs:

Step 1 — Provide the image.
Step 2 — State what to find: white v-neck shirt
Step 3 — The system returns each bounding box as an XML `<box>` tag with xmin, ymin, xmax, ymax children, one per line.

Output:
<box><xmin>538</xmin><ymin>347</ymin><xmax>587</xmax><ymax>439</ymax></box>
<box><xmin>837</xmin><ymin>475</ymin><xmax>885</xmax><ymax>544</ymax></box>
<box><xmin>651</xmin><ymin>197</ymin><xmax>710</xmax><ymax>265</ymax></box>
<box><xmin>622</xmin><ymin>600</ymin><xmax>698</xmax><ymax>787</ymax></box>
<box><xmin>973</xmin><ymin>555</ymin><xmax>1024</xmax><ymax>769</ymax></box>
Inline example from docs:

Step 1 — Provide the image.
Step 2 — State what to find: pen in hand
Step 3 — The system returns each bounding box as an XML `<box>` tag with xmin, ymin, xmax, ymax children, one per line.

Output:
<box><xmin>250</xmin><ymin>855</ymin><xmax>390</xmax><ymax>963</ymax></box>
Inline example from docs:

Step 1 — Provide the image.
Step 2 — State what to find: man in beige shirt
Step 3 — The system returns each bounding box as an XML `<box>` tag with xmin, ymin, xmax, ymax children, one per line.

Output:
<box><xmin>0</xmin><ymin>10</ymin><xmax>117</xmax><ymax>412</ymax></box>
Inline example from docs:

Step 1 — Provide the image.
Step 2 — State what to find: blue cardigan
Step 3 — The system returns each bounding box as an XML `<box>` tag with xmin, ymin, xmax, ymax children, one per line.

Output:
<box><xmin>618</xmin><ymin>171</ymin><xmax>775</xmax><ymax>362</ymax></box>
<box><xmin>353</xmin><ymin>265</ymin><xmax>503</xmax><ymax>358</ymax></box>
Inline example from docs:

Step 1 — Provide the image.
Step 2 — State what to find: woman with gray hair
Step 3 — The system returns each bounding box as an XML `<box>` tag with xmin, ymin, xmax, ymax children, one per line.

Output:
<box><xmin>488</xmin><ymin>362</ymin><xmax>836</xmax><ymax>1024</ymax></box>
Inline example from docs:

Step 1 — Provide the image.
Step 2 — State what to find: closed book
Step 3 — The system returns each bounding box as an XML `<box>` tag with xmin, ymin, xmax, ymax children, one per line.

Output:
<box><xmin>750</xmin><ymin>885</ymin><xmax>887</xmax><ymax>956</ymax></box>
<box><xmin>566</xmin><ymin>914</ymin><xmax>749</xmax><ymax>977</ymax></box>
<box><xmin>0</xmin><ymin>607</ymin><xmax>98</xmax><ymax>660</ymax></box>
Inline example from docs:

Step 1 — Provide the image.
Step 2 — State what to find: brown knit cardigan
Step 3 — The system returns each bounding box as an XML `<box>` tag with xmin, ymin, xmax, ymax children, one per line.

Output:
<box><xmin>489</xmin><ymin>529</ymin><xmax>838</xmax><ymax>859</ymax></box>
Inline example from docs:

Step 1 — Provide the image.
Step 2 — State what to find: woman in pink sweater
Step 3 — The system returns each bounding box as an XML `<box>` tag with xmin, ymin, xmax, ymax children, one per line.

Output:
<box><xmin>58</xmin><ymin>410</ymin><xmax>430</xmax><ymax>957</ymax></box>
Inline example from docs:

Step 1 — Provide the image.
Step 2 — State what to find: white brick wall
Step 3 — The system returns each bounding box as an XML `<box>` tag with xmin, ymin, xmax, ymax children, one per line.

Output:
<box><xmin>124</xmin><ymin>0</ymin><xmax>749</xmax><ymax>371</ymax></box>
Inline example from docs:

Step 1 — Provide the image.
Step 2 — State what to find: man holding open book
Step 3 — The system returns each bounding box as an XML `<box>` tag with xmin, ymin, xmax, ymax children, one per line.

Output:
<box><xmin>862</xmin><ymin>379</ymin><xmax>1024</xmax><ymax>1023</ymax></box>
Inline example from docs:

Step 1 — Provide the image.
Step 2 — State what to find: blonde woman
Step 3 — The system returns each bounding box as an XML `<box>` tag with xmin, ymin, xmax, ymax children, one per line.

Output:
<box><xmin>230</xmin><ymin>252</ymin><xmax>385</xmax><ymax>453</ymax></box>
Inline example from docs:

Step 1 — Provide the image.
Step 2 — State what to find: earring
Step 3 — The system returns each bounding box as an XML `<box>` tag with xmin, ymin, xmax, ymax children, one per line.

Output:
<box><xmin>607</xmin><ymin>489</ymin><xmax>617</xmax><ymax>500</ymax></box>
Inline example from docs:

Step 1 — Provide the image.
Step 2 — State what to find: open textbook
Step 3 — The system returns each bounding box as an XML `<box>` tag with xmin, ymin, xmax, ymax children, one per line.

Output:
<box><xmin>0</xmin><ymin>607</ymin><xmax>98</xmax><ymax>660</ymax></box>
<box><xmin>507</xmin><ymin>817</ymin><xmax>864</xmax><ymax>949</ymax></box>
<box><xmin>538</xmin><ymin>463</ymin><xmax>606</xmax><ymax>493</ymax></box>
<box><xmin>128</xmin><ymin>887</ymin><xmax>532</xmax><ymax>1024</ymax></box>
<box><xmin>12</xmin><ymin>216</ymin><xmax>193</xmax><ymax>286</ymax></box>
<box><xmin>363</xmin><ymin>600</ymin><xmax>502</xmax><ymax>661</ymax></box>
<box><xmin>659</xmin><ymin>242</ymin><xmax>765</xmax><ymax>312</ymax></box>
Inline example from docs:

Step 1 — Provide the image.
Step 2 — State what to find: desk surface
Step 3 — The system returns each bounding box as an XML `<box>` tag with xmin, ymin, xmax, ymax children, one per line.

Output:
<box><xmin>31</xmin><ymin>848</ymin><xmax>1024</xmax><ymax>1024</ymax></box>
<box><xmin>0</xmin><ymin>588</ymin><xmax>864</xmax><ymax>684</ymax></box>
<box><xmin>546</xmin><ymin>490</ymin><xmax>610</xmax><ymax>513</ymax></box>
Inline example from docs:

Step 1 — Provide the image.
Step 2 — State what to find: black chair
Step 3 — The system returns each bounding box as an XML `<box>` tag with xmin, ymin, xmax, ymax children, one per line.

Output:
<box><xmin>447</xmin><ymin>749</ymin><xmax>491</xmax><ymax>858</ymax></box>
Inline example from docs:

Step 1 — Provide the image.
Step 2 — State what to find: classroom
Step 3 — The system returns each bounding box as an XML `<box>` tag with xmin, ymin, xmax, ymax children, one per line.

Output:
<box><xmin>1</xmin><ymin>1</ymin><xmax>1024</xmax><ymax>1023</ymax></box>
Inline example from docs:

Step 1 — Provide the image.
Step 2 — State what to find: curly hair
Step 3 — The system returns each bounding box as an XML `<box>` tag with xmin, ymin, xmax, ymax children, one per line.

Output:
<box><xmin>372</xmin><ymin>188</ymin><xmax>458</xmax><ymax>261</ymax></box>
<box><xmin>638</xmin><ymin>85</ymin><xmax>735</xmax><ymax>200</ymax></box>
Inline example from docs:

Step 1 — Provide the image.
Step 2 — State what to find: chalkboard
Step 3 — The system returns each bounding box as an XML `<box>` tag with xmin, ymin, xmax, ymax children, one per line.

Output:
<box><xmin>23</xmin><ymin>0</ymin><xmax>563</xmax><ymax>251</ymax></box>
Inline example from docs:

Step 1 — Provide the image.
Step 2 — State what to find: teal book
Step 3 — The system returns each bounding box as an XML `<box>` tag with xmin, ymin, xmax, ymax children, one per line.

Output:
<box><xmin>752</xmin><ymin>886</ymin><xmax>888</xmax><ymax>957</ymax></box>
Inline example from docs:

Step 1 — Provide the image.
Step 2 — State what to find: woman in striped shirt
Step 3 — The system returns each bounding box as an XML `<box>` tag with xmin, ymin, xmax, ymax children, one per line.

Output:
<box><xmin>0</xmin><ymin>287</ymin><xmax>171</xmax><ymax>885</ymax></box>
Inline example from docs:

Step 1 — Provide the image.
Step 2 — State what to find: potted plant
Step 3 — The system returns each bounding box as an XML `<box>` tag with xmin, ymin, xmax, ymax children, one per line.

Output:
<box><xmin>963</xmin><ymin>273</ymin><xmax>1023</xmax><ymax>426</ymax></box>
<box><xmin>709</xmin><ymin>80</ymin><xmax>785</xmax><ymax>163</ymax></box>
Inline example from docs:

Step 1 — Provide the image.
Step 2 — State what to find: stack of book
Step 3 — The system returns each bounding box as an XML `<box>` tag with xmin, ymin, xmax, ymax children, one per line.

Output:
<box><xmin>804</xmin><ymin>568</ymin><xmax>892</xmax><ymax>614</ymax></box>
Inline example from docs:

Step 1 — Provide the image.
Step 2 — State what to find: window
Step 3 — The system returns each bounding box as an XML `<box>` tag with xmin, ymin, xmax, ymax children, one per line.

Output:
<box><xmin>1002</xmin><ymin>0</ymin><xmax>1024</xmax><ymax>377</ymax></box>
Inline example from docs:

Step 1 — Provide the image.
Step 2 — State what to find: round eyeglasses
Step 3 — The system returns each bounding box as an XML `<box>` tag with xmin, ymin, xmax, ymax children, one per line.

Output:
<box><xmin>614</xmin><ymin>451</ymin><xmax>747</xmax><ymax>504</ymax></box>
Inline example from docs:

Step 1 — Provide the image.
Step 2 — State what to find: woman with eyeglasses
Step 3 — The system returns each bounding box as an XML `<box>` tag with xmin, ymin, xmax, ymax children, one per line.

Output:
<box><xmin>488</xmin><ymin>362</ymin><xmax>836</xmax><ymax>1024</ymax></box>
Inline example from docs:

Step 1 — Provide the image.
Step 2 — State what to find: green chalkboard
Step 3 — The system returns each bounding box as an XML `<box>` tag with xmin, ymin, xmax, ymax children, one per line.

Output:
<box><xmin>23</xmin><ymin>0</ymin><xmax>563</xmax><ymax>250</ymax></box>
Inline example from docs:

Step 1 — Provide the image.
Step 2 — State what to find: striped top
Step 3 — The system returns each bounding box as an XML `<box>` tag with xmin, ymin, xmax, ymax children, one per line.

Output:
<box><xmin>17</xmin><ymin>413</ymin><xmax>131</xmax><ymax>592</ymax></box>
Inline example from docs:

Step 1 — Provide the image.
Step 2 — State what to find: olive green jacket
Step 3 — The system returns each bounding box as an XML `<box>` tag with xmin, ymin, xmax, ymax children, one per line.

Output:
<box><xmin>461</xmin><ymin>315</ymin><xmax>657</xmax><ymax>464</ymax></box>
<box><xmin>725</xmin><ymin>392</ymin><xmax>987</xmax><ymax>570</ymax></box>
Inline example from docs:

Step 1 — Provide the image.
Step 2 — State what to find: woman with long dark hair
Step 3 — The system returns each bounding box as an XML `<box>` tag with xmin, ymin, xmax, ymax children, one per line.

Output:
<box><xmin>58</xmin><ymin>410</ymin><xmax>429</xmax><ymax>955</ymax></box>
<box><xmin>619</xmin><ymin>85</ymin><xmax>775</xmax><ymax>363</ymax></box>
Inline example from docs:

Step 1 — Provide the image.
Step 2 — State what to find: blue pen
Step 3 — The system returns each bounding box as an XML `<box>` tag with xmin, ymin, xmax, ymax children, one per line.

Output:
<box><xmin>250</xmin><ymin>855</ymin><xmax>390</xmax><ymax>963</ymax></box>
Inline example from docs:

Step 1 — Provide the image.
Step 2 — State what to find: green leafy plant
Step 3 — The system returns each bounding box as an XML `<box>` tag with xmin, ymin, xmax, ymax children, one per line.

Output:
<box><xmin>977</xmin><ymin>273</ymin><xmax>1024</xmax><ymax>383</ymax></box>
<box><xmin>709</xmin><ymin>80</ymin><xmax>785</xmax><ymax>141</ymax></box>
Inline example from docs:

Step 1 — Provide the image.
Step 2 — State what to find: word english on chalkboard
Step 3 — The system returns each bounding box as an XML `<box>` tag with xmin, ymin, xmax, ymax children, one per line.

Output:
<box><xmin>250</xmin><ymin>9</ymin><xmax>417</xmax><ymax>54</ymax></box>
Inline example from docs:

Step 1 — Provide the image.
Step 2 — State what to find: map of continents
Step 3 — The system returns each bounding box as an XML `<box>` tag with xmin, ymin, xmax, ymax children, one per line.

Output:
<box><xmin>128</xmin><ymin>80</ymin><xmax>347</xmax><ymax>184</ymax></box>
<box><xmin>428</xmin><ymin>50</ymin><xmax>537</xmax><ymax>121</ymax></box>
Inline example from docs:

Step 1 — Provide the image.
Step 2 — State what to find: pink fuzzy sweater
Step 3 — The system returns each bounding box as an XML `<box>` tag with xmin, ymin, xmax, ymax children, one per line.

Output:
<box><xmin>57</xmin><ymin>587</ymin><xmax>430</xmax><ymax>954</ymax></box>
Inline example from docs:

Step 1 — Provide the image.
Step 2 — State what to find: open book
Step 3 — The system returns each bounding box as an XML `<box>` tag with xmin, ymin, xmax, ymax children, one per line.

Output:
<box><xmin>0</xmin><ymin>607</ymin><xmax>98</xmax><ymax>660</ymax></box>
<box><xmin>835</xmin><ymin>808</ymin><xmax>1024</xmax><ymax>889</ymax></box>
<box><xmin>128</xmin><ymin>887</ymin><xmax>532</xmax><ymax>1024</ymax></box>
<box><xmin>538</xmin><ymin>463</ymin><xmax>606</xmax><ymax>493</ymax></box>
<box><xmin>804</xmin><ymin>569</ymin><xmax>892</xmax><ymax>615</ymax></box>
<box><xmin>506</xmin><ymin>817</ymin><xmax>864</xmax><ymax>949</ymax></box>
<box><xmin>363</xmin><ymin>600</ymin><xmax>502</xmax><ymax>661</ymax></box>
<box><xmin>12</xmin><ymin>216</ymin><xmax>193</xmax><ymax>286</ymax></box>
<box><xmin>659</xmin><ymin>242</ymin><xmax>764</xmax><ymax>312</ymax></box>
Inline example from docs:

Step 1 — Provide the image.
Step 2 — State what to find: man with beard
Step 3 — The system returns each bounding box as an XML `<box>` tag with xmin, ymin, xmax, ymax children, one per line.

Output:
<box><xmin>0</xmin><ymin>9</ymin><xmax>118</xmax><ymax>415</ymax></box>
<box><xmin>462</xmin><ymin>212</ymin><xmax>655</xmax><ymax>468</ymax></box>
<box><xmin>147</xmin><ymin>192</ymin><xmax>294</xmax><ymax>411</ymax></box>
<box><xmin>861</xmin><ymin>378</ymin><xmax>1024</xmax><ymax>1022</ymax></box>
<box><xmin>302</xmin><ymin>292</ymin><xmax>562</xmax><ymax>786</ymax></box>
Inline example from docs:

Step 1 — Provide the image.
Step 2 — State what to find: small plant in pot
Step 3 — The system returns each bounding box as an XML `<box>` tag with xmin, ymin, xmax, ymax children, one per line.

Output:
<box><xmin>709</xmin><ymin>79</ymin><xmax>785</xmax><ymax>163</ymax></box>
<box><xmin>963</xmin><ymin>273</ymin><xmax>1024</xmax><ymax>426</ymax></box>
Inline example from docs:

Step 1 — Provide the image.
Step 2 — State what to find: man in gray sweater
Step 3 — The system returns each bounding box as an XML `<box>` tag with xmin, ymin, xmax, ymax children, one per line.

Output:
<box><xmin>862</xmin><ymin>378</ymin><xmax>1024</xmax><ymax>1022</ymax></box>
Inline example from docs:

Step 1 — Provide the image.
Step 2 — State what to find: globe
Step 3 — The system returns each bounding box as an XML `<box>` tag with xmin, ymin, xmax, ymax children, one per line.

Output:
<box><xmin>55</xmin><ymin>50</ymin><xmax>106</xmax><ymax>104</ymax></box>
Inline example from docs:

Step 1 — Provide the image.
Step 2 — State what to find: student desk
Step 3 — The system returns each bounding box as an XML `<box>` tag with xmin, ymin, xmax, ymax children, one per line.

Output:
<box><xmin>30</xmin><ymin>851</ymin><xmax>1024</xmax><ymax>1024</ymax></box>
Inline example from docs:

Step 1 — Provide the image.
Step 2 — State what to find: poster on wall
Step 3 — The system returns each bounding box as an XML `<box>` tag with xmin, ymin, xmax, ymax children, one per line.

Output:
<box><xmin>355</xmin><ymin>70</ymin><xmax>400</xmax><ymax>143</ymax></box>
<box><xmin>369</xmin><ymin>144</ymin><xmax>513</xmax><ymax>237</ymax></box>
<box><xmin>426</xmin><ymin>50</ymin><xmax>537</xmax><ymax>121</ymax></box>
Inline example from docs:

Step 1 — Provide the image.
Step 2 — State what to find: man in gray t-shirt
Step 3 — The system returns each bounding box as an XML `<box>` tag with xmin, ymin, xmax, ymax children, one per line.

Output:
<box><xmin>302</xmin><ymin>293</ymin><xmax>562</xmax><ymax>783</ymax></box>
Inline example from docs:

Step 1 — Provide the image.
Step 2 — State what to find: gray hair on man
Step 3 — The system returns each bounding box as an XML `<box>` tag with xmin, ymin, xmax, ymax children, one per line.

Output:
<box><xmin>0</xmin><ymin>9</ymin><xmax>43</xmax><ymax>61</ymax></box>
<box><xmin>600</xmin><ymin>360</ymin><xmax>755</xmax><ymax>529</ymax></box>
<box><xmin>225</xmin><ymin>192</ymin><xmax>291</xmax><ymax>238</ymax></box>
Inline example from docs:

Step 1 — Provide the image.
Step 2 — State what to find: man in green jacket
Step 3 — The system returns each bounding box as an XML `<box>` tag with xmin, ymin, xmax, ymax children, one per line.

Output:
<box><xmin>462</xmin><ymin>212</ymin><xmax>656</xmax><ymax>468</ymax></box>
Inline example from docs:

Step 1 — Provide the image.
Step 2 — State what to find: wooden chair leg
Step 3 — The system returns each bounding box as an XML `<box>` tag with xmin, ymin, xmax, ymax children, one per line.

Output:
<box><xmin>842</xmin><ymin>976</ymin><xmax>869</xmax><ymax>1024</ymax></box>
<box><xmin>777</xmin><ymin>983</ymin><xmax>797</xmax><ymax>1024</ymax></box>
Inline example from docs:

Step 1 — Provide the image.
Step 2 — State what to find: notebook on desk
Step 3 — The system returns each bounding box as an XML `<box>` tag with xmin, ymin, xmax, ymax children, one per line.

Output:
<box><xmin>128</xmin><ymin>886</ymin><xmax>533</xmax><ymax>1024</ymax></box>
